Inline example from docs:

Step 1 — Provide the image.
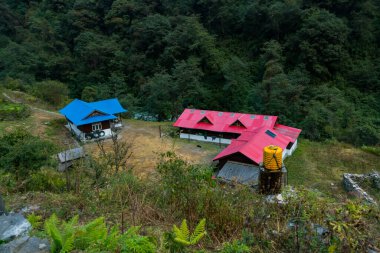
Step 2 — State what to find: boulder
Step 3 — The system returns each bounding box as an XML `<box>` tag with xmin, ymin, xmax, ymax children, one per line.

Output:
<box><xmin>0</xmin><ymin>236</ymin><xmax>50</xmax><ymax>253</ymax></box>
<box><xmin>0</xmin><ymin>213</ymin><xmax>31</xmax><ymax>242</ymax></box>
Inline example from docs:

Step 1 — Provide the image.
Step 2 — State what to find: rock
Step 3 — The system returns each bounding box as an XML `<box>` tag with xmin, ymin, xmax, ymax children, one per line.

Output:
<box><xmin>342</xmin><ymin>173</ymin><xmax>377</xmax><ymax>205</ymax></box>
<box><xmin>371</xmin><ymin>172</ymin><xmax>380</xmax><ymax>190</ymax></box>
<box><xmin>0</xmin><ymin>194</ymin><xmax>5</xmax><ymax>215</ymax></box>
<box><xmin>0</xmin><ymin>236</ymin><xmax>50</xmax><ymax>253</ymax></box>
<box><xmin>0</xmin><ymin>213</ymin><xmax>31</xmax><ymax>242</ymax></box>
<box><xmin>20</xmin><ymin>205</ymin><xmax>40</xmax><ymax>214</ymax></box>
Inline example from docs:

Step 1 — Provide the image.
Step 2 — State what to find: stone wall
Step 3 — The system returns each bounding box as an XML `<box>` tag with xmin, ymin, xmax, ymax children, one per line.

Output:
<box><xmin>342</xmin><ymin>172</ymin><xmax>379</xmax><ymax>205</ymax></box>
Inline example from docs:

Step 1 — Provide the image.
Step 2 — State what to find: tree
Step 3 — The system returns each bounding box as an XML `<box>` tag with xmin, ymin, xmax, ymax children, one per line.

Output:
<box><xmin>81</xmin><ymin>86</ymin><xmax>98</xmax><ymax>102</ymax></box>
<box><xmin>33</xmin><ymin>80</ymin><xmax>69</xmax><ymax>106</ymax></box>
<box><xmin>288</xmin><ymin>8</ymin><xmax>350</xmax><ymax>78</ymax></box>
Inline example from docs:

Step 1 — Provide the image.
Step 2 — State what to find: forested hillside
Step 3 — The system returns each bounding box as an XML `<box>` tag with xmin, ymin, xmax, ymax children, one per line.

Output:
<box><xmin>0</xmin><ymin>0</ymin><xmax>379</xmax><ymax>145</ymax></box>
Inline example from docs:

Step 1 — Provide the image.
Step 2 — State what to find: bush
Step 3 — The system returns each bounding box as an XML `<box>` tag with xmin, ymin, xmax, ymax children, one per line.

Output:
<box><xmin>220</xmin><ymin>240</ymin><xmax>250</xmax><ymax>253</ymax></box>
<box><xmin>32</xmin><ymin>80</ymin><xmax>69</xmax><ymax>107</ymax></box>
<box><xmin>27</xmin><ymin>168</ymin><xmax>66</xmax><ymax>192</ymax></box>
<box><xmin>0</xmin><ymin>99</ymin><xmax>30</xmax><ymax>121</ymax></box>
<box><xmin>0</xmin><ymin>129</ymin><xmax>57</xmax><ymax>179</ymax></box>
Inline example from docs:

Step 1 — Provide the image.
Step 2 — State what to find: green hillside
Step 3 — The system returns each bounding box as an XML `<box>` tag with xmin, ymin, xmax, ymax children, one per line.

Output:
<box><xmin>1</xmin><ymin>0</ymin><xmax>380</xmax><ymax>145</ymax></box>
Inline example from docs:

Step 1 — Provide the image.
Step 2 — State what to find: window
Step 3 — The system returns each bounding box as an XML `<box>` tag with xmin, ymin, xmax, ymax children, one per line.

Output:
<box><xmin>190</xmin><ymin>109</ymin><xmax>195</xmax><ymax>113</ymax></box>
<box><xmin>198</xmin><ymin>116</ymin><xmax>212</xmax><ymax>124</ymax></box>
<box><xmin>265</xmin><ymin>130</ymin><xmax>276</xmax><ymax>138</ymax></box>
<box><xmin>92</xmin><ymin>122</ymin><xmax>102</xmax><ymax>131</ymax></box>
<box><xmin>200</xmin><ymin>110</ymin><xmax>206</xmax><ymax>114</ymax></box>
<box><xmin>218</xmin><ymin>112</ymin><xmax>223</xmax><ymax>116</ymax></box>
<box><xmin>230</xmin><ymin>113</ymin><xmax>235</xmax><ymax>117</ymax></box>
<box><xmin>250</xmin><ymin>115</ymin><xmax>256</xmax><ymax>119</ymax></box>
<box><xmin>264</xmin><ymin>115</ymin><xmax>269</xmax><ymax>120</ymax></box>
<box><xmin>231</xmin><ymin>119</ymin><xmax>246</xmax><ymax>128</ymax></box>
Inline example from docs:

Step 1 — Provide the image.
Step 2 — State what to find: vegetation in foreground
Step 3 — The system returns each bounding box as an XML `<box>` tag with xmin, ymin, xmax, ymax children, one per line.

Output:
<box><xmin>1</xmin><ymin>130</ymin><xmax>379</xmax><ymax>252</ymax></box>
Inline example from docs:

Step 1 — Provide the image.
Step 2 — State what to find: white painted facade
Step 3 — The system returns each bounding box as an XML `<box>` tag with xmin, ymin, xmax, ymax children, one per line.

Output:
<box><xmin>65</xmin><ymin>123</ymin><xmax>114</xmax><ymax>142</ymax></box>
<box><xmin>282</xmin><ymin>139</ymin><xmax>298</xmax><ymax>160</ymax></box>
<box><xmin>180</xmin><ymin>133</ymin><xmax>232</xmax><ymax>144</ymax></box>
<box><xmin>180</xmin><ymin>132</ymin><xmax>298</xmax><ymax>160</ymax></box>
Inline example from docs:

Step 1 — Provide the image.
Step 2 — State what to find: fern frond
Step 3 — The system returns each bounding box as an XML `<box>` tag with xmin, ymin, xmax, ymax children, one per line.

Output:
<box><xmin>189</xmin><ymin>218</ymin><xmax>206</xmax><ymax>244</ymax></box>
<box><xmin>172</xmin><ymin>225</ymin><xmax>184</xmax><ymax>240</ymax></box>
<box><xmin>180</xmin><ymin>219</ymin><xmax>190</xmax><ymax>240</ymax></box>
<box><xmin>44</xmin><ymin>214</ymin><xmax>63</xmax><ymax>253</ymax></box>
<box><xmin>174</xmin><ymin>237</ymin><xmax>191</xmax><ymax>246</ymax></box>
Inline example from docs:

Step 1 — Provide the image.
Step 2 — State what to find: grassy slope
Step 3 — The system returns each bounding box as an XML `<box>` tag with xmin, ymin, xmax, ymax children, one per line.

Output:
<box><xmin>0</xmin><ymin>90</ymin><xmax>378</xmax><ymax>200</ymax></box>
<box><xmin>286</xmin><ymin>139</ymin><xmax>379</xmax><ymax>198</ymax></box>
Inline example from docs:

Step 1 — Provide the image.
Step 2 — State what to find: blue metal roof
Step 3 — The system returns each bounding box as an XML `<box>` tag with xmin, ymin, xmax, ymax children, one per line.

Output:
<box><xmin>59</xmin><ymin>98</ymin><xmax>127</xmax><ymax>126</ymax></box>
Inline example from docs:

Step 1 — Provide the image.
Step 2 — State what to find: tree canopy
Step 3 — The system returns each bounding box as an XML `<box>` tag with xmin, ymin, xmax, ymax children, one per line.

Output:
<box><xmin>0</xmin><ymin>0</ymin><xmax>379</xmax><ymax>145</ymax></box>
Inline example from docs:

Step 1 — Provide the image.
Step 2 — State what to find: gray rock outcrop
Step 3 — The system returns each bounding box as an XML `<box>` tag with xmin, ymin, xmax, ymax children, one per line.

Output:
<box><xmin>0</xmin><ymin>213</ymin><xmax>31</xmax><ymax>242</ymax></box>
<box><xmin>0</xmin><ymin>236</ymin><xmax>50</xmax><ymax>253</ymax></box>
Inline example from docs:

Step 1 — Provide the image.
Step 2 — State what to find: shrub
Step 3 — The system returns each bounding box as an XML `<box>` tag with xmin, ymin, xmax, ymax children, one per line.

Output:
<box><xmin>32</xmin><ymin>80</ymin><xmax>69</xmax><ymax>107</ymax></box>
<box><xmin>0</xmin><ymin>100</ymin><xmax>30</xmax><ymax>121</ymax></box>
<box><xmin>220</xmin><ymin>240</ymin><xmax>250</xmax><ymax>253</ymax></box>
<box><xmin>27</xmin><ymin>168</ymin><xmax>66</xmax><ymax>192</ymax></box>
<box><xmin>0</xmin><ymin>129</ymin><xmax>57</xmax><ymax>180</ymax></box>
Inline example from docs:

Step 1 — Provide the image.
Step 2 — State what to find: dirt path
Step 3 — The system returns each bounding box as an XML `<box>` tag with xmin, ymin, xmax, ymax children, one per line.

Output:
<box><xmin>2</xmin><ymin>92</ymin><xmax>61</xmax><ymax>116</ymax></box>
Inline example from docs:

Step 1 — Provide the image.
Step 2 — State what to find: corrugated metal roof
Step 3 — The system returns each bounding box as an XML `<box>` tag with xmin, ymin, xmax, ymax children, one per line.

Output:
<box><xmin>59</xmin><ymin>98</ymin><xmax>127</xmax><ymax>126</ymax></box>
<box><xmin>217</xmin><ymin>161</ymin><xmax>260</xmax><ymax>186</ymax></box>
<box><xmin>213</xmin><ymin>128</ymin><xmax>293</xmax><ymax>164</ymax></box>
<box><xmin>173</xmin><ymin>109</ymin><xmax>277</xmax><ymax>134</ymax></box>
<box><xmin>57</xmin><ymin>147</ymin><xmax>85</xmax><ymax>163</ymax></box>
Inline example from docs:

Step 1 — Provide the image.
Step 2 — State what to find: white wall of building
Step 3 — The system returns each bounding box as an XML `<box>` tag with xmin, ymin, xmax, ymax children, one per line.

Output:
<box><xmin>180</xmin><ymin>133</ymin><xmax>232</xmax><ymax>144</ymax></box>
<box><xmin>66</xmin><ymin>123</ymin><xmax>115</xmax><ymax>142</ymax></box>
<box><xmin>282</xmin><ymin>139</ymin><xmax>298</xmax><ymax>160</ymax></box>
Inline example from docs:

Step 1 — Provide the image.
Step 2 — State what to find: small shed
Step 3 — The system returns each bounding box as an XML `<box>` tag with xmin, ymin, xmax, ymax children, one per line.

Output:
<box><xmin>217</xmin><ymin>161</ymin><xmax>260</xmax><ymax>186</ymax></box>
<box><xmin>57</xmin><ymin>147</ymin><xmax>86</xmax><ymax>171</ymax></box>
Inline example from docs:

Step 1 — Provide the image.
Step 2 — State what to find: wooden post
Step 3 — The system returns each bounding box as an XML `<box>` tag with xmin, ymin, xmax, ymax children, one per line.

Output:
<box><xmin>159</xmin><ymin>125</ymin><xmax>162</xmax><ymax>138</ymax></box>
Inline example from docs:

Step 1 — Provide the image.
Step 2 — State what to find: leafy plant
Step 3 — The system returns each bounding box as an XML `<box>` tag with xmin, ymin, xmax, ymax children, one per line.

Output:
<box><xmin>44</xmin><ymin>214</ymin><xmax>78</xmax><ymax>253</ymax></box>
<box><xmin>121</xmin><ymin>226</ymin><xmax>156</xmax><ymax>253</ymax></box>
<box><xmin>43</xmin><ymin>214</ymin><xmax>156</xmax><ymax>253</ymax></box>
<box><xmin>27</xmin><ymin>213</ymin><xmax>43</xmax><ymax>230</ymax></box>
<box><xmin>220</xmin><ymin>240</ymin><xmax>250</xmax><ymax>253</ymax></box>
<box><xmin>73</xmin><ymin>217</ymin><xmax>108</xmax><ymax>250</ymax></box>
<box><xmin>173</xmin><ymin>219</ymin><xmax>206</xmax><ymax>246</ymax></box>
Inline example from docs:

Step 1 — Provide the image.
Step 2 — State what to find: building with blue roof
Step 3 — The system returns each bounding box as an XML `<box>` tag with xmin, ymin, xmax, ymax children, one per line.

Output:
<box><xmin>59</xmin><ymin>98</ymin><xmax>127</xmax><ymax>141</ymax></box>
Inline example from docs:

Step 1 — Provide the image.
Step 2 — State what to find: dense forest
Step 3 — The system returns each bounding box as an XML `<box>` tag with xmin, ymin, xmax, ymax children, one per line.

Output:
<box><xmin>0</xmin><ymin>0</ymin><xmax>379</xmax><ymax>145</ymax></box>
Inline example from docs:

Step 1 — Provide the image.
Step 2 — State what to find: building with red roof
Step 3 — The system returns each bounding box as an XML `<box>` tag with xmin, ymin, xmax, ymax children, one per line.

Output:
<box><xmin>173</xmin><ymin>108</ymin><xmax>301</xmax><ymax>168</ymax></box>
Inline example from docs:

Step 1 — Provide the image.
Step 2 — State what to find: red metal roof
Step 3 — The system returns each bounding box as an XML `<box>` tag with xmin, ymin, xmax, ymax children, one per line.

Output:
<box><xmin>213</xmin><ymin>128</ymin><xmax>293</xmax><ymax>165</ymax></box>
<box><xmin>273</xmin><ymin>124</ymin><xmax>302</xmax><ymax>142</ymax></box>
<box><xmin>173</xmin><ymin>109</ymin><xmax>278</xmax><ymax>134</ymax></box>
<box><xmin>174</xmin><ymin>109</ymin><xmax>302</xmax><ymax>165</ymax></box>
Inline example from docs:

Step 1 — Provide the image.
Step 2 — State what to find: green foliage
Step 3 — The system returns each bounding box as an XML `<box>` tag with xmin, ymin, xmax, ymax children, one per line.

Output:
<box><xmin>0</xmin><ymin>100</ymin><xmax>30</xmax><ymax>121</ymax></box>
<box><xmin>0</xmin><ymin>0</ymin><xmax>380</xmax><ymax>145</ymax></box>
<box><xmin>32</xmin><ymin>80</ymin><xmax>69</xmax><ymax>107</ymax></box>
<box><xmin>220</xmin><ymin>240</ymin><xmax>250</xmax><ymax>253</ymax></box>
<box><xmin>27</xmin><ymin>213</ymin><xmax>43</xmax><ymax>230</ymax></box>
<box><xmin>121</xmin><ymin>226</ymin><xmax>156</xmax><ymax>253</ymax></box>
<box><xmin>27</xmin><ymin>168</ymin><xmax>66</xmax><ymax>192</ymax></box>
<box><xmin>173</xmin><ymin>219</ymin><xmax>207</xmax><ymax>246</ymax></box>
<box><xmin>0</xmin><ymin>129</ymin><xmax>56</xmax><ymax>179</ymax></box>
<box><xmin>44</xmin><ymin>214</ymin><xmax>78</xmax><ymax>253</ymax></box>
<box><xmin>44</xmin><ymin>214</ymin><xmax>156</xmax><ymax>253</ymax></box>
<box><xmin>361</xmin><ymin>146</ymin><xmax>380</xmax><ymax>156</ymax></box>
